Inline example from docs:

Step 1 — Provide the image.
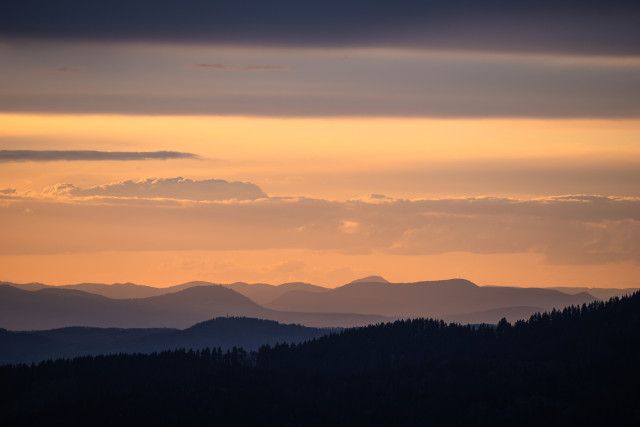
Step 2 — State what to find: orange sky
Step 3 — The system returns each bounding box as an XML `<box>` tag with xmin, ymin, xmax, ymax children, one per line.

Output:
<box><xmin>1</xmin><ymin>39</ymin><xmax>639</xmax><ymax>288</ymax></box>
<box><xmin>1</xmin><ymin>250</ymin><xmax>639</xmax><ymax>289</ymax></box>
<box><xmin>1</xmin><ymin>113</ymin><xmax>639</xmax><ymax>288</ymax></box>
<box><xmin>2</xmin><ymin>114</ymin><xmax>639</xmax><ymax>198</ymax></box>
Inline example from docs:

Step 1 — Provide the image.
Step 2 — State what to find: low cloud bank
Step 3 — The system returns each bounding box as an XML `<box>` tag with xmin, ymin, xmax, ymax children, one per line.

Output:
<box><xmin>1</xmin><ymin>184</ymin><xmax>638</xmax><ymax>265</ymax></box>
<box><xmin>0</xmin><ymin>150</ymin><xmax>198</xmax><ymax>162</ymax></box>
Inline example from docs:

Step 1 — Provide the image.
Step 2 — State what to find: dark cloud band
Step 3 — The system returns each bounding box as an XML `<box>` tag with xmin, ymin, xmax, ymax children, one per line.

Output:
<box><xmin>0</xmin><ymin>150</ymin><xmax>199</xmax><ymax>162</ymax></box>
<box><xmin>1</xmin><ymin>93</ymin><xmax>638</xmax><ymax>119</ymax></box>
<box><xmin>1</xmin><ymin>0</ymin><xmax>639</xmax><ymax>55</ymax></box>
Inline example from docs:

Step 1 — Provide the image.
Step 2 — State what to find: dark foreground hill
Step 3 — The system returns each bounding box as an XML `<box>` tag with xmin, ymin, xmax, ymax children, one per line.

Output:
<box><xmin>0</xmin><ymin>284</ymin><xmax>389</xmax><ymax>329</ymax></box>
<box><xmin>0</xmin><ymin>317</ymin><xmax>330</xmax><ymax>365</ymax></box>
<box><xmin>1</xmin><ymin>292</ymin><xmax>638</xmax><ymax>426</ymax></box>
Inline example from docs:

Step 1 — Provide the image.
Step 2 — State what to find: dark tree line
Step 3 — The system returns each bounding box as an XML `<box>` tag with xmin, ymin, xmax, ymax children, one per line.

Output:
<box><xmin>1</xmin><ymin>293</ymin><xmax>639</xmax><ymax>426</ymax></box>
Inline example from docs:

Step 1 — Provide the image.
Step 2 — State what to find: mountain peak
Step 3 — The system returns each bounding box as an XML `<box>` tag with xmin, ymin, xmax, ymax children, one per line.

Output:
<box><xmin>349</xmin><ymin>276</ymin><xmax>389</xmax><ymax>284</ymax></box>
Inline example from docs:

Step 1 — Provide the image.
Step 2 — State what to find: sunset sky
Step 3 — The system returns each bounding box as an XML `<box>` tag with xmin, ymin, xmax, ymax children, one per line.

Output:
<box><xmin>1</xmin><ymin>0</ymin><xmax>639</xmax><ymax>288</ymax></box>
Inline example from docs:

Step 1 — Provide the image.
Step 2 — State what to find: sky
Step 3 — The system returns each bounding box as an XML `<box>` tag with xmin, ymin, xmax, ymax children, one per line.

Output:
<box><xmin>1</xmin><ymin>0</ymin><xmax>639</xmax><ymax>288</ymax></box>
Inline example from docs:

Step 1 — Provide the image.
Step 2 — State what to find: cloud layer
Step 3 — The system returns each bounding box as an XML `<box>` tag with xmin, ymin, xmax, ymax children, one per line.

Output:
<box><xmin>2</xmin><ymin>182</ymin><xmax>638</xmax><ymax>265</ymax></box>
<box><xmin>1</xmin><ymin>1</ymin><xmax>639</xmax><ymax>55</ymax></box>
<box><xmin>0</xmin><ymin>150</ymin><xmax>198</xmax><ymax>162</ymax></box>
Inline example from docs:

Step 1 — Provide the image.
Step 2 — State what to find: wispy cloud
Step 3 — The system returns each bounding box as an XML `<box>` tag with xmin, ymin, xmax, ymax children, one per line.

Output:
<box><xmin>192</xmin><ymin>63</ymin><xmax>289</xmax><ymax>72</ymax></box>
<box><xmin>0</xmin><ymin>150</ymin><xmax>199</xmax><ymax>162</ymax></box>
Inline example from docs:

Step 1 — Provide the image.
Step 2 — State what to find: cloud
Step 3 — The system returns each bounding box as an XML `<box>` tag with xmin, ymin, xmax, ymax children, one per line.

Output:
<box><xmin>1</xmin><ymin>188</ymin><xmax>639</xmax><ymax>265</ymax></box>
<box><xmin>0</xmin><ymin>150</ymin><xmax>199</xmax><ymax>162</ymax></box>
<box><xmin>47</xmin><ymin>66</ymin><xmax>82</xmax><ymax>73</ymax></box>
<box><xmin>0</xmin><ymin>188</ymin><xmax>19</xmax><ymax>202</ymax></box>
<box><xmin>192</xmin><ymin>63</ymin><xmax>289</xmax><ymax>72</ymax></box>
<box><xmin>0</xmin><ymin>1</ymin><xmax>638</xmax><ymax>55</ymax></box>
<box><xmin>43</xmin><ymin>177</ymin><xmax>267</xmax><ymax>201</ymax></box>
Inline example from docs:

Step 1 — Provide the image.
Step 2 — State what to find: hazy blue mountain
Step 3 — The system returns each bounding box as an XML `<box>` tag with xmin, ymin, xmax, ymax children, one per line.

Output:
<box><xmin>549</xmin><ymin>286</ymin><xmax>639</xmax><ymax>301</ymax></box>
<box><xmin>0</xmin><ymin>317</ymin><xmax>331</xmax><ymax>365</ymax></box>
<box><xmin>0</xmin><ymin>284</ymin><xmax>389</xmax><ymax>330</ymax></box>
<box><xmin>265</xmin><ymin>279</ymin><xmax>597</xmax><ymax>321</ymax></box>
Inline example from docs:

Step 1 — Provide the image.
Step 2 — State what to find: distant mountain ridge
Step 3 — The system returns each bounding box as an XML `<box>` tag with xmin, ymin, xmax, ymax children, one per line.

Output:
<box><xmin>1</xmin><ymin>277</ymin><xmax>622</xmax><ymax>327</ymax></box>
<box><xmin>2</xmin><ymin>278</ymin><xmax>631</xmax><ymax>303</ymax></box>
<box><xmin>265</xmin><ymin>278</ymin><xmax>597</xmax><ymax>323</ymax></box>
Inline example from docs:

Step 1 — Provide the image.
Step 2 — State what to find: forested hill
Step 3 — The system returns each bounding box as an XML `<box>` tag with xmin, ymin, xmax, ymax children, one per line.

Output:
<box><xmin>2</xmin><ymin>292</ymin><xmax>639</xmax><ymax>426</ymax></box>
<box><xmin>0</xmin><ymin>317</ymin><xmax>331</xmax><ymax>365</ymax></box>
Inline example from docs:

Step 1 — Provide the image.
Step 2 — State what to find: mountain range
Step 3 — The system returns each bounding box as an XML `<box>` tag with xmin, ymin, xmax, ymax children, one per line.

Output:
<box><xmin>264</xmin><ymin>278</ymin><xmax>598</xmax><ymax>320</ymax></box>
<box><xmin>0</xmin><ymin>279</ymin><xmax>329</xmax><ymax>304</ymax></box>
<box><xmin>0</xmin><ymin>277</ymin><xmax>617</xmax><ymax>330</ymax></box>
